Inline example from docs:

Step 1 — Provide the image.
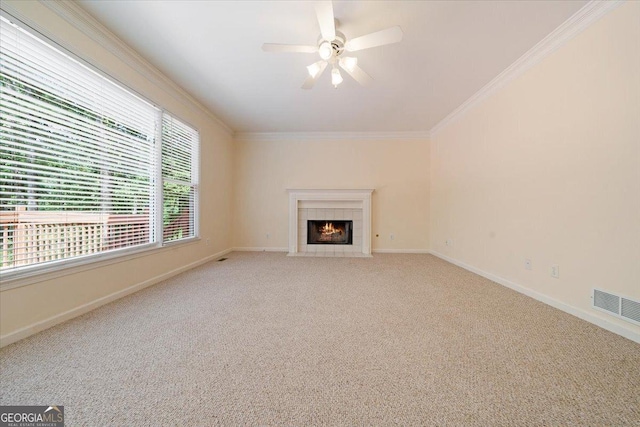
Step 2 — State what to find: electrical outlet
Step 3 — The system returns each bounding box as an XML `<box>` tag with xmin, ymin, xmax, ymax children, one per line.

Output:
<box><xmin>445</xmin><ymin>239</ymin><xmax>453</xmax><ymax>247</ymax></box>
<box><xmin>266</xmin><ymin>233</ymin><xmax>270</xmax><ymax>239</ymax></box>
<box><xmin>390</xmin><ymin>233</ymin><xmax>395</xmax><ymax>240</ymax></box>
<box><xmin>206</xmin><ymin>238</ymin><xmax>210</xmax><ymax>246</ymax></box>
<box><xmin>551</xmin><ymin>264</ymin><xmax>559</xmax><ymax>278</ymax></box>
<box><xmin>524</xmin><ymin>259</ymin><xmax>532</xmax><ymax>270</ymax></box>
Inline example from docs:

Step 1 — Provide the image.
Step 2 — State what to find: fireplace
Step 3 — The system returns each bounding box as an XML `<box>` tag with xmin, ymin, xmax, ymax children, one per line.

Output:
<box><xmin>287</xmin><ymin>189</ymin><xmax>373</xmax><ymax>256</ymax></box>
<box><xmin>307</xmin><ymin>220</ymin><xmax>353</xmax><ymax>245</ymax></box>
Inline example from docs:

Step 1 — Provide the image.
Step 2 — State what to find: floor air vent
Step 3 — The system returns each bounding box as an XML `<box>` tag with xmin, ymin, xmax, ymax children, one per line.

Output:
<box><xmin>593</xmin><ymin>289</ymin><xmax>640</xmax><ymax>325</ymax></box>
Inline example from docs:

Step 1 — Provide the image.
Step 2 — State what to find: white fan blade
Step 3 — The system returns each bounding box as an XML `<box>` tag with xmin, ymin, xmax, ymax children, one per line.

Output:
<box><xmin>302</xmin><ymin>61</ymin><xmax>328</xmax><ymax>89</ymax></box>
<box><xmin>338</xmin><ymin>61</ymin><xmax>373</xmax><ymax>86</ymax></box>
<box><xmin>262</xmin><ymin>43</ymin><xmax>317</xmax><ymax>53</ymax></box>
<box><xmin>345</xmin><ymin>26</ymin><xmax>403</xmax><ymax>52</ymax></box>
<box><xmin>315</xmin><ymin>1</ymin><xmax>336</xmax><ymax>41</ymax></box>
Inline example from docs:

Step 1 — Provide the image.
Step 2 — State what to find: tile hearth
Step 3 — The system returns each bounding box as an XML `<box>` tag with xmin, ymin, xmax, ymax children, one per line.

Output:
<box><xmin>288</xmin><ymin>251</ymin><xmax>369</xmax><ymax>258</ymax></box>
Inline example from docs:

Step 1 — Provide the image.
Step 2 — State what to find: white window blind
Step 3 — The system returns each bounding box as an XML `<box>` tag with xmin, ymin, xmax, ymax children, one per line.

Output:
<box><xmin>0</xmin><ymin>16</ymin><xmax>159</xmax><ymax>272</ymax></box>
<box><xmin>161</xmin><ymin>113</ymin><xmax>198</xmax><ymax>242</ymax></box>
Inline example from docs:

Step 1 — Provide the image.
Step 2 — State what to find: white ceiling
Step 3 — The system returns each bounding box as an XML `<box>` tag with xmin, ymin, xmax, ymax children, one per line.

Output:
<box><xmin>77</xmin><ymin>0</ymin><xmax>588</xmax><ymax>133</ymax></box>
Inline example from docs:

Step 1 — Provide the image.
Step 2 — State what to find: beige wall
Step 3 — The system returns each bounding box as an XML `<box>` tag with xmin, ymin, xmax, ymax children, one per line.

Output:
<box><xmin>232</xmin><ymin>137</ymin><xmax>430</xmax><ymax>252</ymax></box>
<box><xmin>0</xmin><ymin>1</ymin><xmax>234</xmax><ymax>342</ymax></box>
<box><xmin>430</xmin><ymin>2</ymin><xmax>640</xmax><ymax>336</ymax></box>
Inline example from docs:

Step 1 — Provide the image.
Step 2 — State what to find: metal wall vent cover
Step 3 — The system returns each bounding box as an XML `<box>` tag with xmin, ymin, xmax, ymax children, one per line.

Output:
<box><xmin>593</xmin><ymin>288</ymin><xmax>640</xmax><ymax>326</ymax></box>
<box><xmin>621</xmin><ymin>298</ymin><xmax>640</xmax><ymax>324</ymax></box>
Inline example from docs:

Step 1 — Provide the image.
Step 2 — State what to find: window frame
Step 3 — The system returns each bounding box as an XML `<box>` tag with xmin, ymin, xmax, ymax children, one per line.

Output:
<box><xmin>0</xmin><ymin>12</ymin><xmax>201</xmax><ymax>289</ymax></box>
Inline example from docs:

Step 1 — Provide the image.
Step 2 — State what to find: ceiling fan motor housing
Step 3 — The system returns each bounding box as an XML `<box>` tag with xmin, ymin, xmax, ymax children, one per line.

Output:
<box><xmin>319</xmin><ymin>31</ymin><xmax>345</xmax><ymax>58</ymax></box>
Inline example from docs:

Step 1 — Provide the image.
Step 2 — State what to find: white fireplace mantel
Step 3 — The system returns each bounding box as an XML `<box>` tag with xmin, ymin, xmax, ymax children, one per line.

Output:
<box><xmin>287</xmin><ymin>189</ymin><xmax>374</xmax><ymax>256</ymax></box>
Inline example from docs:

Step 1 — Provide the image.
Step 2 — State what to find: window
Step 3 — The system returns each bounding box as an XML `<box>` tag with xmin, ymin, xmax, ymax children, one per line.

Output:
<box><xmin>0</xmin><ymin>16</ymin><xmax>199</xmax><ymax>277</ymax></box>
<box><xmin>162</xmin><ymin>114</ymin><xmax>199</xmax><ymax>243</ymax></box>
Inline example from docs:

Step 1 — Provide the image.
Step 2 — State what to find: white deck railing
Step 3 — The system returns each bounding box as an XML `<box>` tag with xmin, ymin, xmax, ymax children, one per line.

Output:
<box><xmin>0</xmin><ymin>207</ymin><xmax>149</xmax><ymax>269</ymax></box>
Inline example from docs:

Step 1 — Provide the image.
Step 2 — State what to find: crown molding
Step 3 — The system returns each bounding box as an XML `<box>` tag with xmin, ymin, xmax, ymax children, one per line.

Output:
<box><xmin>2</xmin><ymin>0</ymin><xmax>233</xmax><ymax>136</ymax></box>
<box><xmin>429</xmin><ymin>0</ymin><xmax>624</xmax><ymax>138</ymax></box>
<box><xmin>4</xmin><ymin>0</ymin><xmax>620</xmax><ymax>140</ymax></box>
<box><xmin>234</xmin><ymin>131</ymin><xmax>431</xmax><ymax>142</ymax></box>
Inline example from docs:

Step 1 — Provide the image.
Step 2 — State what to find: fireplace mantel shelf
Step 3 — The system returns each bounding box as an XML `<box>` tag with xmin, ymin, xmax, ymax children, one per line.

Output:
<box><xmin>286</xmin><ymin>189</ymin><xmax>375</xmax><ymax>195</ymax></box>
<box><xmin>287</xmin><ymin>189</ymin><xmax>374</xmax><ymax>256</ymax></box>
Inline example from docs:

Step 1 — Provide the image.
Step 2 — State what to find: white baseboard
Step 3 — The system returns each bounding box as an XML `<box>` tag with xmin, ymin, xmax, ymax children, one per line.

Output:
<box><xmin>0</xmin><ymin>248</ymin><xmax>233</xmax><ymax>348</ymax></box>
<box><xmin>373</xmin><ymin>249</ymin><xmax>430</xmax><ymax>254</ymax></box>
<box><xmin>232</xmin><ymin>247</ymin><xmax>288</xmax><ymax>252</ymax></box>
<box><xmin>233</xmin><ymin>247</ymin><xmax>429</xmax><ymax>254</ymax></box>
<box><xmin>232</xmin><ymin>247</ymin><xmax>429</xmax><ymax>254</ymax></box>
<box><xmin>429</xmin><ymin>251</ymin><xmax>640</xmax><ymax>344</ymax></box>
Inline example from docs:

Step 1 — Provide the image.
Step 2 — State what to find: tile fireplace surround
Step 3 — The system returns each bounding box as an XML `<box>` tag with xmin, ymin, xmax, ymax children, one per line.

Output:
<box><xmin>287</xmin><ymin>189</ymin><xmax>374</xmax><ymax>257</ymax></box>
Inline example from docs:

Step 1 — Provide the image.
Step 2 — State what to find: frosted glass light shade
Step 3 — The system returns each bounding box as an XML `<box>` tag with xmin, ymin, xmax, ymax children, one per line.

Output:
<box><xmin>318</xmin><ymin>41</ymin><xmax>333</xmax><ymax>60</ymax></box>
<box><xmin>340</xmin><ymin>57</ymin><xmax>358</xmax><ymax>72</ymax></box>
<box><xmin>331</xmin><ymin>68</ymin><xmax>343</xmax><ymax>87</ymax></box>
<box><xmin>307</xmin><ymin>62</ymin><xmax>322</xmax><ymax>78</ymax></box>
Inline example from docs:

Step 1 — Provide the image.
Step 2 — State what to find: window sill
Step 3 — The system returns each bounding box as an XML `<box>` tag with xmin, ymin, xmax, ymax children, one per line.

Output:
<box><xmin>0</xmin><ymin>237</ymin><xmax>200</xmax><ymax>292</ymax></box>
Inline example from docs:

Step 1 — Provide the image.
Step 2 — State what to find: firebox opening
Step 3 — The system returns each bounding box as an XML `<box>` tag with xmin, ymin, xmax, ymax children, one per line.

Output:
<box><xmin>307</xmin><ymin>220</ymin><xmax>353</xmax><ymax>245</ymax></box>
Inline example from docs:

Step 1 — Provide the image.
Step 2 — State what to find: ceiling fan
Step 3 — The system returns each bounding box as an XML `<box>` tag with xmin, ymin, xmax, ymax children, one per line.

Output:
<box><xmin>262</xmin><ymin>1</ymin><xmax>403</xmax><ymax>89</ymax></box>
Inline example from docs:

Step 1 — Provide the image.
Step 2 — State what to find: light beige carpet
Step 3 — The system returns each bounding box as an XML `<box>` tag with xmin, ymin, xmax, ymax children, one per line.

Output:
<box><xmin>1</xmin><ymin>252</ymin><xmax>639</xmax><ymax>426</ymax></box>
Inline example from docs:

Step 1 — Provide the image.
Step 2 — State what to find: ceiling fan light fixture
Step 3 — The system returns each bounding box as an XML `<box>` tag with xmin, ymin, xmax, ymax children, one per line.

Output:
<box><xmin>318</xmin><ymin>41</ymin><xmax>333</xmax><ymax>60</ymax></box>
<box><xmin>339</xmin><ymin>56</ymin><xmax>357</xmax><ymax>72</ymax></box>
<box><xmin>263</xmin><ymin>1</ymin><xmax>404</xmax><ymax>90</ymax></box>
<box><xmin>331</xmin><ymin>67</ymin><xmax>343</xmax><ymax>88</ymax></box>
